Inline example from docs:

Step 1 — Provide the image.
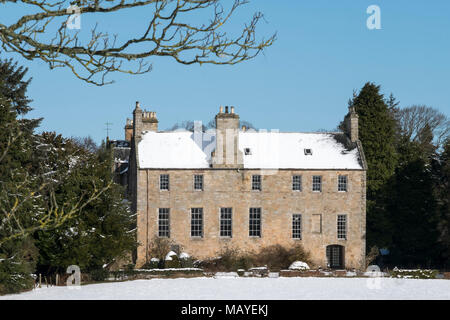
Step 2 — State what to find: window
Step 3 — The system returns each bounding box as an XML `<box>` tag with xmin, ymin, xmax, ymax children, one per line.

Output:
<box><xmin>292</xmin><ymin>175</ymin><xmax>302</xmax><ymax>191</ymax></box>
<box><xmin>158</xmin><ymin>208</ymin><xmax>170</xmax><ymax>238</ymax></box>
<box><xmin>191</xmin><ymin>208</ymin><xmax>203</xmax><ymax>237</ymax></box>
<box><xmin>338</xmin><ymin>175</ymin><xmax>348</xmax><ymax>192</ymax></box>
<box><xmin>312</xmin><ymin>175</ymin><xmax>322</xmax><ymax>192</ymax></box>
<box><xmin>220</xmin><ymin>208</ymin><xmax>232</xmax><ymax>237</ymax></box>
<box><xmin>160</xmin><ymin>174</ymin><xmax>169</xmax><ymax>190</ymax></box>
<box><xmin>244</xmin><ymin>148</ymin><xmax>252</xmax><ymax>155</ymax></box>
<box><xmin>249</xmin><ymin>208</ymin><xmax>261</xmax><ymax>237</ymax></box>
<box><xmin>337</xmin><ymin>215</ymin><xmax>347</xmax><ymax>240</ymax></box>
<box><xmin>252</xmin><ymin>175</ymin><xmax>261</xmax><ymax>191</ymax></box>
<box><xmin>194</xmin><ymin>174</ymin><xmax>203</xmax><ymax>191</ymax></box>
<box><xmin>312</xmin><ymin>214</ymin><xmax>322</xmax><ymax>233</ymax></box>
<box><xmin>304</xmin><ymin>148</ymin><xmax>313</xmax><ymax>155</ymax></box>
<box><xmin>292</xmin><ymin>214</ymin><xmax>302</xmax><ymax>239</ymax></box>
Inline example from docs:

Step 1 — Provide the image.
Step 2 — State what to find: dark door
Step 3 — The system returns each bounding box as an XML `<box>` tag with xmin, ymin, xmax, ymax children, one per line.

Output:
<box><xmin>326</xmin><ymin>245</ymin><xmax>345</xmax><ymax>269</ymax></box>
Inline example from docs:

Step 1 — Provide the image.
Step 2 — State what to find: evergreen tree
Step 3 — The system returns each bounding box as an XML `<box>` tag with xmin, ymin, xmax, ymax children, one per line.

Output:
<box><xmin>434</xmin><ymin>139</ymin><xmax>450</xmax><ymax>268</ymax></box>
<box><xmin>34</xmin><ymin>140</ymin><xmax>136</xmax><ymax>275</ymax></box>
<box><xmin>0</xmin><ymin>92</ymin><xmax>39</xmax><ymax>294</ymax></box>
<box><xmin>387</xmin><ymin>137</ymin><xmax>440</xmax><ymax>267</ymax></box>
<box><xmin>349</xmin><ymin>82</ymin><xmax>398</xmax><ymax>249</ymax></box>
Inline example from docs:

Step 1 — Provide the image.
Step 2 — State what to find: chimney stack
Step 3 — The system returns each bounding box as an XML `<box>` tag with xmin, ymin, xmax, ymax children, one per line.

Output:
<box><xmin>345</xmin><ymin>106</ymin><xmax>359</xmax><ymax>143</ymax></box>
<box><xmin>213</xmin><ymin>106</ymin><xmax>243</xmax><ymax>168</ymax></box>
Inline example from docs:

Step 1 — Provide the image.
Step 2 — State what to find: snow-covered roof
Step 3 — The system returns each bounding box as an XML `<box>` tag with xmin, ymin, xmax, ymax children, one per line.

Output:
<box><xmin>138</xmin><ymin>130</ymin><xmax>363</xmax><ymax>170</ymax></box>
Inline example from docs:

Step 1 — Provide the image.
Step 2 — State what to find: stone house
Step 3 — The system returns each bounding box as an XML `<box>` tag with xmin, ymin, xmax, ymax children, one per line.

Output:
<box><xmin>126</xmin><ymin>103</ymin><xmax>367</xmax><ymax>269</ymax></box>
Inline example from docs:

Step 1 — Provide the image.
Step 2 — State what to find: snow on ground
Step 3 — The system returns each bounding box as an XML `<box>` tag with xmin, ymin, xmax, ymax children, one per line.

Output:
<box><xmin>1</xmin><ymin>277</ymin><xmax>449</xmax><ymax>300</ymax></box>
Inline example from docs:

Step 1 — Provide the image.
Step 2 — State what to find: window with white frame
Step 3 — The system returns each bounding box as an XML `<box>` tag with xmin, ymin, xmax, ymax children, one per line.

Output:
<box><xmin>194</xmin><ymin>174</ymin><xmax>203</xmax><ymax>191</ymax></box>
<box><xmin>220</xmin><ymin>208</ymin><xmax>232</xmax><ymax>237</ymax></box>
<box><xmin>252</xmin><ymin>175</ymin><xmax>261</xmax><ymax>191</ymax></box>
<box><xmin>312</xmin><ymin>175</ymin><xmax>322</xmax><ymax>192</ymax></box>
<box><xmin>160</xmin><ymin>174</ymin><xmax>169</xmax><ymax>190</ymax></box>
<box><xmin>191</xmin><ymin>208</ymin><xmax>203</xmax><ymax>237</ymax></box>
<box><xmin>249</xmin><ymin>208</ymin><xmax>261</xmax><ymax>237</ymax></box>
<box><xmin>158</xmin><ymin>208</ymin><xmax>170</xmax><ymax>238</ymax></box>
<box><xmin>292</xmin><ymin>175</ymin><xmax>302</xmax><ymax>191</ymax></box>
<box><xmin>292</xmin><ymin>214</ymin><xmax>302</xmax><ymax>239</ymax></box>
<box><xmin>337</xmin><ymin>215</ymin><xmax>347</xmax><ymax>240</ymax></box>
<box><xmin>338</xmin><ymin>175</ymin><xmax>348</xmax><ymax>192</ymax></box>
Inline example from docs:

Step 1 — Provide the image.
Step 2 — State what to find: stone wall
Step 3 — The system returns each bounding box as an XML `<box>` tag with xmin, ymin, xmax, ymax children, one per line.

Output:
<box><xmin>136</xmin><ymin>168</ymin><xmax>366</xmax><ymax>270</ymax></box>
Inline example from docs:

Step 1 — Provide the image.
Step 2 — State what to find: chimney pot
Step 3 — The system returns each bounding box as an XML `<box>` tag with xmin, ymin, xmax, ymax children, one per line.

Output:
<box><xmin>225</xmin><ymin>106</ymin><xmax>229</xmax><ymax>113</ymax></box>
<box><xmin>231</xmin><ymin>106</ymin><xmax>235</xmax><ymax>114</ymax></box>
<box><xmin>219</xmin><ymin>106</ymin><xmax>223</xmax><ymax>113</ymax></box>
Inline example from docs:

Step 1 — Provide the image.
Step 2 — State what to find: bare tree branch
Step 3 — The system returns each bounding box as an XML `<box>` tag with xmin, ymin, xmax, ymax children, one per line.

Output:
<box><xmin>396</xmin><ymin>105</ymin><xmax>450</xmax><ymax>149</ymax></box>
<box><xmin>0</xmin><ymin>0</ymin><xmax>276</xmax><ymax>85</ymax></box>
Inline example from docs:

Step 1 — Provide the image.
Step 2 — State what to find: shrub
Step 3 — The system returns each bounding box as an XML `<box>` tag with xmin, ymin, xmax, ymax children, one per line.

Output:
<box><xmin>0</xmin><ymin>259</ymin><xmax>35</xmax><ymax>295</ymax></box>
<box><xmin>390</xmin><ymin>268</ymin><xmax>438</xmax><ymax>279</ymax></box>
<box><xmin>197</xmin><ymin>244</ymin><xmax>311</xmax><ymax>272</ymax></box>
<box><xmin>90</xmin><ymin>268</ymin><xmax>109</xmax><ymax>282</ymax></box>
<box><xmin>179</xmin><ymin>253</ymin><xmax>195</xmax><ymax>268</ymax></box>
<box><xmin>253</xmin><ymin>244</ymin><xmax>311</xmax><ymax>271</ymax></box>
<box><xmin>165</xmin><ymin>252</ymin><xmax>181</xmax><ymax>268</ymax></box>
<box><xmin>141</xmin><ymin>258</ymin><xmax>160</xmax><ymax>269</ymax></box>
<box><xmin>147</xmin><ymin>236</ymin><xmax>183</xmax><ymax>268</ymax></box>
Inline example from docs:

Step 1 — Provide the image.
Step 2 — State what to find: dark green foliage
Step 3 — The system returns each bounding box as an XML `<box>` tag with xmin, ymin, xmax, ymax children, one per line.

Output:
<box><xmin>349</xmin><ymin>82</ymin><xmax>398</xmax><ymax>249</ymax></box>
<box><xmin>141</xmin><ymin>260</ymin><xmax>160</xmax><ymax>269</ymax></box>
<box><xmin>34</xmin><ymin>141</ymin><xmax>136</xmax><ymax>274</ymax></box>
<box><xmin>390</xmin><ymin>269</ymin><xmax>438</xmax><ymax>279</ymax></box>
<box><xmin>351</xmin><ymin>82</ymin><xmax>398</xmax><ymax>194</ymax></box>
<box><xmin>89</xmin><ymin>268</ymin><xmax>110</xmax><ymax>282</ymax></box>
<box><xmin>387</xmin><ymin>138</ymin><xmax>440</xmax><ymax>267</ymax></box>
<box><xmin>0</xmin><ymin>59</ymin><xmax>32</xmax><ymax>115</ymax></box>
<box><xmin>434</xmin><ymin>139</ymin><xmax>450</xmax><ymax>268</ymax></box>
<box><xmin>0</xmin><ymin>67</ymin><xmax>41</xmax><ymax>294</ymax></box>
<box><xmin>0</xmin><ymin>237</ymin><xmax>38</xmax><ymax>295</ymax></box>
<box><xmin>179</xmin><ymin>256</ymin><xmax>194</xmax><ymax>268</ymax></box>
<box><xmin>165</xmin><ymin>255</ymin><xmax>181</xmax><ymax>268</ymax></box>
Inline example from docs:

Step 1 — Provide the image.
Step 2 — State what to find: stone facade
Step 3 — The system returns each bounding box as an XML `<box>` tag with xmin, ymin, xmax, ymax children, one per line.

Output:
<box><xmin>128</xmin><ymin>104</ymin><xmax>367</xmax><ymax>270</ymax></box>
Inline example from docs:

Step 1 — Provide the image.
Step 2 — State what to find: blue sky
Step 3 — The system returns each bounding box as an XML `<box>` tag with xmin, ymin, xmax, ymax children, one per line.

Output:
<box><xmin>2</xmin><ymin>0</ymin><xmax>450</xmax><ymax>143</ymax></box>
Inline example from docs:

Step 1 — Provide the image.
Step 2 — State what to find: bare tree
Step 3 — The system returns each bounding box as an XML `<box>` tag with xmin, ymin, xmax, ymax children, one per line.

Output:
<box><xmin>396</xmin><ymin>105</ymin><xmax>450</xmax><ymax>149</ymax></box>
<box><xmin>0</xmin><ymin>0</ymin><xmax>276</xmax><ymax>85</ymax></box>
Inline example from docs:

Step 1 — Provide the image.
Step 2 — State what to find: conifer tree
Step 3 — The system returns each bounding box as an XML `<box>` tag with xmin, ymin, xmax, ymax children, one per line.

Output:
<box><xmin>349</xmin><ymin>82</ymin><xmax>398</xmax><ymax>249</ymax></box>
<box><xmin>387</xmin><ymin>137</ymin><xmax>439</xmax><ymax>267</ymax></box>
<box><xmin>34</xmin><ymin>139</ymin><xmax>136</xmax><ymax>275</ymax></box>
<box><xmin>0</xmin><ymin>93</ymin><xmax>39</xmax><ymax>294</ymax></box>
<box><xmin>434</xmin><ymin>139</ymin><xmax>450</xmax><ymax>268</ymax></box>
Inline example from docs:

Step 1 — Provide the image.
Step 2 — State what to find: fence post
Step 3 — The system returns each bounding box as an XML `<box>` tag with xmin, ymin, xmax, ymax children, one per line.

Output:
<box><xmin>39</xmin><ymin>274</ymin><xmax>42</xmax><ymax>288</ymax></box>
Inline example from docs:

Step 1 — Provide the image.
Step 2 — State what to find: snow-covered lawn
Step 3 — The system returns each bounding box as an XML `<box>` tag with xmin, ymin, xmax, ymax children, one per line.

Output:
<box><xmin>1</xmin><ymin>277</ymin><xmax>449</xmax><ymax>300</ymax></box>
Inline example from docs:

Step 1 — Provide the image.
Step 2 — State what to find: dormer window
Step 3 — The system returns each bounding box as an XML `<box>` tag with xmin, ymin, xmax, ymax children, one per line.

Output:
<box><xmin>304</xmin><ymin>148</ymin><xmax>313</xmax><ymax>155</ymax></box>
<box><xmin>244</xmin><ymin>148</ymin><xmax>252</xmax><ymax>155</ymax></box>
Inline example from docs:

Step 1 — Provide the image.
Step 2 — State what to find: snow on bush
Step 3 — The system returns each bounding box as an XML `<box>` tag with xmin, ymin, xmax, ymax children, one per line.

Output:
<box><xmin>179</xmin><ymin>252</ymin><xmax>190</xmax><ymax>259</ymax></box>
<box><xmin>390</xmin><ymin>268</ymin><xmax>438</xmax><ymax>279</ymax></box>
<box><xmin>289</xmin><ymin>261</ymin><xmax>310</xmax><ymax>270</ymax></box>
<box><xmin>165</xmin><ymin>251</ymin><xmax>177</xmax><ymax>261</ymax></box>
